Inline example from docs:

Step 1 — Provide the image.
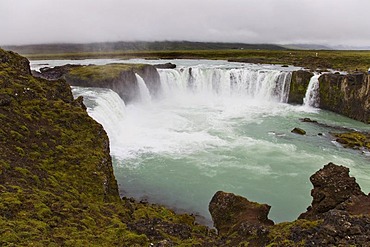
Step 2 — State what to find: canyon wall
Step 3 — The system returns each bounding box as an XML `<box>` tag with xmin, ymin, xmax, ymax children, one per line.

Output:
<box><xmin>319</xmin><ymin>73</ymin><xmax>370</xmax><ymax>123</ymax></box>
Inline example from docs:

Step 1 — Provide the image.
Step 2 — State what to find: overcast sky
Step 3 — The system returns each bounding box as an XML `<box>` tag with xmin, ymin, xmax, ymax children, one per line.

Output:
<box><xmin>1</xmin><ymin>0</ymin><xmax>370</xmax><ymax>46</ymax></box>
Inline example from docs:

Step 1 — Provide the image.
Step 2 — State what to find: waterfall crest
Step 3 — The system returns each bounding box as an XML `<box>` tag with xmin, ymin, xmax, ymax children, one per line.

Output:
<box><xmin>159</xmin><ymin>67</ymin><xmax>292</xmax><ymax>102</ymax></box>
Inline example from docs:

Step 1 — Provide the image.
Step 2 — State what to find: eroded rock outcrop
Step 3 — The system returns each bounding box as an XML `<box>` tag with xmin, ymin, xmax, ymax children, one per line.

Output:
<box><xmin>288</xmin><ymin>70</ymin><xmax>314</xmax><ymax>104</ymax></box>
<box><xmin>299</xmin><ymin>163</ymin><xmax>370</xmax><ymax>220</ymax></box>
<box><xmin>319</xmin><ymin>72</ymin><xmax>370</xmax><ymax>123</ymax></box>
<box><xmin>34</xmin><ymin>63</ymin><xmax>162</xmax><ymax>103</ymax></box>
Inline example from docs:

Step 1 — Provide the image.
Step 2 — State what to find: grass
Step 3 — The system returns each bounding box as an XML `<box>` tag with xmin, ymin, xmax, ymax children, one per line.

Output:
<box><xmin>67</xmin><ymin>63</ymin><xmax>145</xmax><ymax>81</ymax></box>
<box><xmin>24</xmin><ymin>49</ymin><xmax>370</xmax><ymax>72</ymax></box>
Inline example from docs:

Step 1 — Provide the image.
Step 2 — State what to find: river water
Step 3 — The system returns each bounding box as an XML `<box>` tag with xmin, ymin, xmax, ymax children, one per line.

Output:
<box><xmin>31</xmin><ymin>59</ymin><xmax>370</xmax><ymax>225</ymax></box>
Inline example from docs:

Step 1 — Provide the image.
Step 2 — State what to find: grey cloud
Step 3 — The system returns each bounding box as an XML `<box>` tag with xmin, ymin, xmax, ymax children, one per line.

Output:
<box><xmin>1</xmin><ymin>0</ymin><xmax>370</xmax><ymax>46</ymax></box>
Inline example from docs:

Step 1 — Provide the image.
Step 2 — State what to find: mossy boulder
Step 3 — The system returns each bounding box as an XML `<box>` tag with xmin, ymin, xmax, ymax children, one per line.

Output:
<box><xmin>291</xmin><ymin>127</ymin><xmax>306</xmax><ymax>135</ymax></box>
<box><xmin>288</xmin><ymin>70</ymin><xmax>314</xmax><ymax>104</ymax></box>
<box><xmin>332</xmin><ymin>131</ymin><xmax>370</xmax><ymax>150</ymax></box>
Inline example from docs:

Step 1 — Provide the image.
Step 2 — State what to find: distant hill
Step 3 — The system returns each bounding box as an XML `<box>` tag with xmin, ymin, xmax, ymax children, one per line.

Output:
<box><xmin>282</xmin><ymin>44</ymin><xmax>332</xmax><ymax>50</ymax></box>
<box><xmin>4</xmin><ymin>41</ymin><xmax>286</xmax><ymax>54</ymax></box>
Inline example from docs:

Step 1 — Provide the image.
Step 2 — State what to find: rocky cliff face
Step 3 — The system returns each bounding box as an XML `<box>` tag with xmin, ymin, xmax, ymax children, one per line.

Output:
<box><xmin>319</xmin><ymin>73</ymin><xmax>370</xmax><ymax>123</ymax></box>
<box><xmin>287</xmin><ymin>70</ymin><xmax>370</xmax><ymax>124</ymax></box>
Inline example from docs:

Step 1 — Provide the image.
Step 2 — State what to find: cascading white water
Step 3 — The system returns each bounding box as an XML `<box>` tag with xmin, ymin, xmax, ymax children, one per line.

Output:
<box><xmin>136</xmin><ymin>73</ymin><xmax>152</xmax><ymax>103</ymax></box>
<box><xmin>303</xmin><ymin>74</ymin><xmax>320</xmax><ymax>107</ymax></box>
<box><xmin>43</xmin><ymin>59</ymin><xmax>370</xmax><ymax>226</ymax></box>
<box><xmin>159</xmin><ymin>68</ymin><xmax>292</xmax><ymax>102</ymax></box>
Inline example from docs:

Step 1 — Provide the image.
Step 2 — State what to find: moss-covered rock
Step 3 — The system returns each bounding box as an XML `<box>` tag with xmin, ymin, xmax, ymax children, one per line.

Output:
<box><xmin>288</xmin><ymin>70</ymin><xmax>314</xmax><ymax>104</ymax></box>
<box><xmin>332</xmin><ymin>131</ymin><xmax>370</xmax><ymax>151</ymax></box>
<box><xmin>291</xmin><ymin>127</ymin><xmax>306</xmax><ymax>135</ymax></box>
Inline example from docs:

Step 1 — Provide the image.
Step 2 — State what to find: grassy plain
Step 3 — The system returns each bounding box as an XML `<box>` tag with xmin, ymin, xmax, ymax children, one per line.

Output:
<box><xmin>24</xmin><ymin>49</ymin><xmax>370</xmax><ymax>72</ymax></box>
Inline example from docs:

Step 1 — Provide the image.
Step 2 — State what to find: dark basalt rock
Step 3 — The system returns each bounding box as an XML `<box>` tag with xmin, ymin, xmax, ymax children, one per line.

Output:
<box><xmin>299</xmin><ymin>163</ymin><xmax>369</xmax><ymax>220</ymax></box>
<box><xmin>154</xmin><ymin>62</ymin><xmax>176</xmax><ymax>69</ymax></box>
<box><xmin>209</xmin><ymin>191</ymin><xmax>274</xmax><ymax>237</ymax></box>
<box><xmin>300</xmin><ymin>117</ymin><xmax>318</xmax><ymax>123</ymax></box>
<box><xmin>288</xmin><ymin>210</ymin><xmax>370</xmax><ymax>246</ymax></box>
<box><xmin>291</xmin><ymin>127</ymin><xmax>306</xmax><ymax>135</ymax></box>
<box><xmin>33</xmin><ymin>64</ymin><xmax>82</xmax><ymax>80</ymax></box>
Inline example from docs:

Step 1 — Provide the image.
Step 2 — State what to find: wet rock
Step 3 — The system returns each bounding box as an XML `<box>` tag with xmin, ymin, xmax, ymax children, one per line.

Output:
<box><xmin>209</xmin><ymin>191</ymin><xmax>273</xmax><ymax>236</ymax></box>
<box><xmin>291</xmin><ymin>127</ymin><xmax>306</xmax><ymax>135</ymax></box>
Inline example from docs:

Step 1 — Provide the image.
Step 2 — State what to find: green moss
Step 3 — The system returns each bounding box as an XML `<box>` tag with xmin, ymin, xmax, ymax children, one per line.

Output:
<box><xmin>332</xmin><ymin>131</ymin><xmax>370</xmax><ymax>150</ymax></box>
<box><xmin>267</xmin><ymin>219</ymin><xmax>322</xmax><ymax>246</ymax></box>
<box><xmin>10</xmin><ymin>130</ymin><xmax>24</xmax><ymax>141</ymax></box>
<box><xmin>67</xmin><ymin>63</ymin><xmax>145</xmax><ymax>82</ymax></box>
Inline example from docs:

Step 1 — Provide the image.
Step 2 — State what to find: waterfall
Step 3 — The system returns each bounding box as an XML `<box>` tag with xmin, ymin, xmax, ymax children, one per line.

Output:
<box><xmin>159</xmin><ymin>67</ymin><xmax>292</xmax><ymax>102</ymax></box>
<box><xmin>72</xmin><ymin>87</ymin><xmax>126</xmax><ymax>144</ymax></box>
<box><xmin>135</xmin><ymin>74</ymin><xmax>152</xmax><ymax>103</ymax></box>
<box><xmin>303</xmin><ymin>74</ymin><xmax>320</xmax><ymax>107</ymax></box>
